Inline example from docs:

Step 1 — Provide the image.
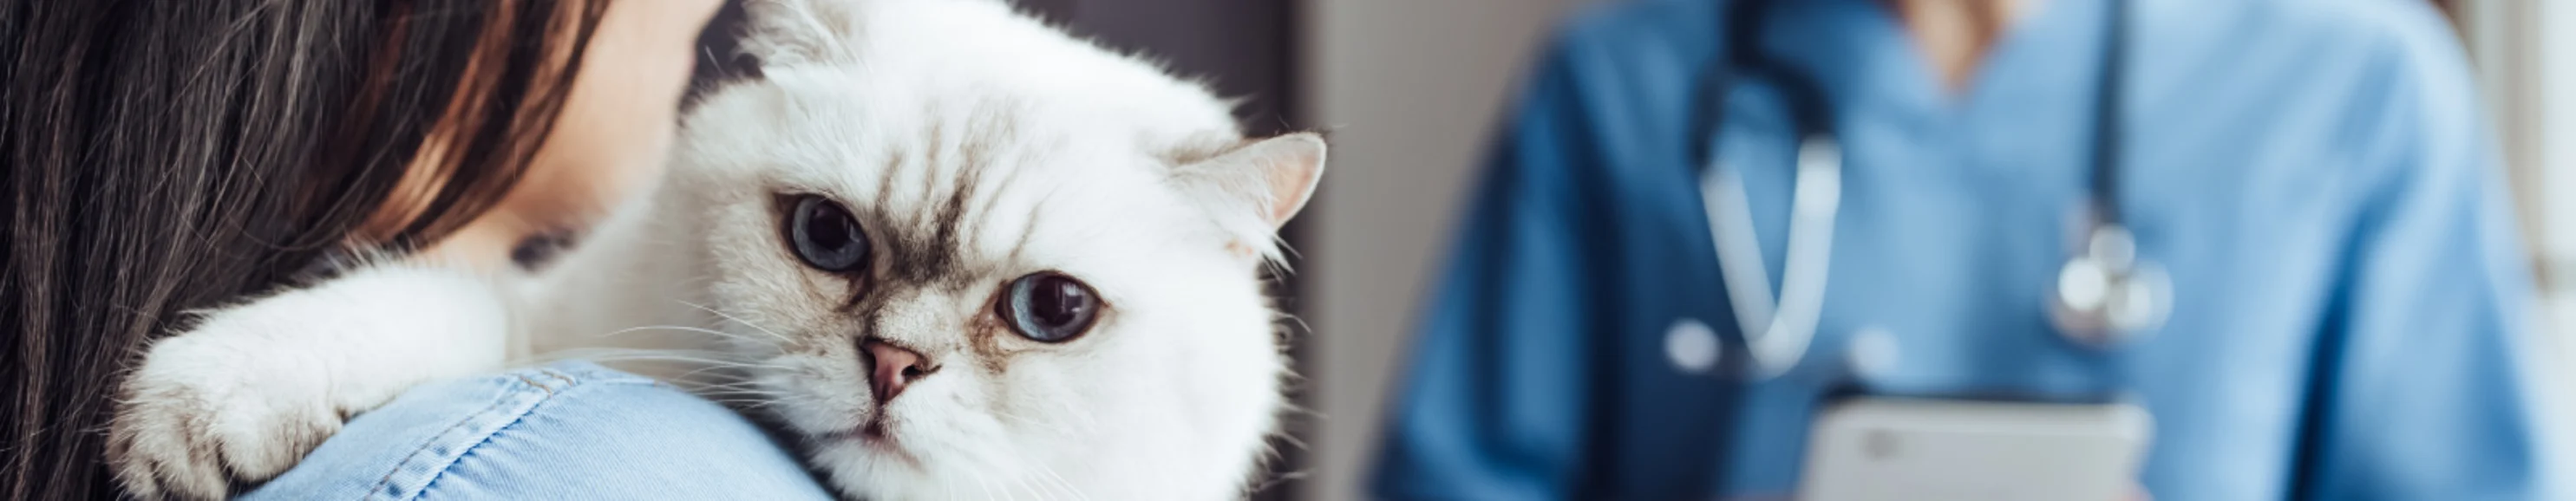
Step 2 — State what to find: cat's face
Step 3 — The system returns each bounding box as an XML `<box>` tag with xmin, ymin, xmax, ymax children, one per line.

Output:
<box><xmin>666</xmin><ymin>42</ymin><xmax>1321</xmax><ymax>499</ymax></box>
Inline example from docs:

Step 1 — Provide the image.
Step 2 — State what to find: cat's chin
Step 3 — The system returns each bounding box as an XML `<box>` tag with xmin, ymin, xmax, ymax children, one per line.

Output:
<box><xmin>853</xmin><ymin>429</ymin><xmax>926</xmax><ymax>468</ymax></box>
<box><xmin>805</xmin><ymin>433</ymin><xmax>959</xmax><ymax>500</ymax></box>
<box><xmin>809</xmin><ymin>421</ymin><xmax>924</xmax><ymax>469</ymax></box>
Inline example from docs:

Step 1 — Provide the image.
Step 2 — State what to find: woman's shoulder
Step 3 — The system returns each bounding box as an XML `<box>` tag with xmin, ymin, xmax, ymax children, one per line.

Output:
<box><xmin>244</xmin><ymin>361</ymin><xmax>835</xmax><ymax>500</ymax></box>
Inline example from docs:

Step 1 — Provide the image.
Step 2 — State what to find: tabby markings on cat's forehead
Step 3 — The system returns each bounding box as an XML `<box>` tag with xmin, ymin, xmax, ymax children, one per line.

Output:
<box><xmin>864</xmin><ymin>101</ymin><xmax>1036</xmax><ymax>294</ymax></box>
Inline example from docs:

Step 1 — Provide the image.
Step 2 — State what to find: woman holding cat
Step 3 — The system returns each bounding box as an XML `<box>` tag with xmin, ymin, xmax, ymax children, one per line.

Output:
<box><xmin>3</xmin><ymin>0</ymin><xmax>834</xmax><ymax>498</ymax></box>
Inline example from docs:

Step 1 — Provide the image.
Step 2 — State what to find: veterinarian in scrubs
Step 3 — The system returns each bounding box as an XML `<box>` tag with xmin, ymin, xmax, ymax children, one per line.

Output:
<box><xmin>1370</xmin><ymin>0</ymin><xmax>2552</xmax><ymax>498</ymax></box>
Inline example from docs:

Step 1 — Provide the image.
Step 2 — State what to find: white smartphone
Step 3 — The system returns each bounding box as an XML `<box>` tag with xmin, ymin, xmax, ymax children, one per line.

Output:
<box><xmin>1796</xmin><ymin>396</ymin><xmax>2153</xmax><ymax>501</ymax></box>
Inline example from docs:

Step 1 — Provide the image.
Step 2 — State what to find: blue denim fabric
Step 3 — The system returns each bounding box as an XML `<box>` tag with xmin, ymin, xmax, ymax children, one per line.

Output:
<box><xmin>245</xmin><ymin>361</ymin><xmax>836</xmax><ymax>500</ymax></box>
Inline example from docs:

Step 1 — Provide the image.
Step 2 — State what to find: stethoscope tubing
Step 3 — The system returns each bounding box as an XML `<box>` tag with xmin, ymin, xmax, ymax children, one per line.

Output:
<box><xmin>1700</xmin><ymin>137</ymin><xmax>1840</xmax><ymax>379</ymax></box>
<box><xmin>1694</xmin><ymin>0</ymin><xmax>2157</xmax><ymax>381</ymax></box>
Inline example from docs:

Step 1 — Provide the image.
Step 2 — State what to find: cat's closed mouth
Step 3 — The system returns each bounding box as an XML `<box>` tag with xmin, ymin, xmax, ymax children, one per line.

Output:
<box><xmin>844</xmin><ymin>419</ymin><xmax>926</xmax><ymax>468</ymax></box>
<box><xmin>812</xmin><ymin>415</ymin><xmax>892</xmax><ymax>444</ymax></box>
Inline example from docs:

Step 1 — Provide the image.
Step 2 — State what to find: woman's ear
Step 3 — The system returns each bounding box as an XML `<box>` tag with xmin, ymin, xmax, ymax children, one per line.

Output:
<box><xmin>1180</xmin><ymin>132</ymin><xmax>1327</xmax><ymax>228</ymax></box>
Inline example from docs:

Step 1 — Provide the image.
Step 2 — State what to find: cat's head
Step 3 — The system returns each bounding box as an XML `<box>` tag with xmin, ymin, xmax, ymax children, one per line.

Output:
<box><xmin>666</xmin><ymin>0</ymin><xmax>1319</xmax><ymax>498</ymax></box>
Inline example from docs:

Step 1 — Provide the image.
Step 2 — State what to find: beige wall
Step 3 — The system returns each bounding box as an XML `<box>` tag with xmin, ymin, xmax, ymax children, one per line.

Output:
<box><xmin>1302</xmin><ymin>0</ymin><xmax>1593</xmax><ymax>498</ymax></box>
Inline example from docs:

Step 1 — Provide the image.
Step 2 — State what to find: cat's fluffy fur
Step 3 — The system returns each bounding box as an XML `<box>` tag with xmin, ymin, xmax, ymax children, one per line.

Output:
<box><xmin>106</xmin><ymin>0</ymin><xmax>1322</xmax><ymax>499</ymax></box>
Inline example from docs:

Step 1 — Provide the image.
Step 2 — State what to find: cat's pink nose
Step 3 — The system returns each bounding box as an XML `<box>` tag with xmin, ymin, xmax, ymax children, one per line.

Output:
<box><xmin>863</xmin><ymin>340</ymin><xmax>937</xmax><ymax>404</ymax></box>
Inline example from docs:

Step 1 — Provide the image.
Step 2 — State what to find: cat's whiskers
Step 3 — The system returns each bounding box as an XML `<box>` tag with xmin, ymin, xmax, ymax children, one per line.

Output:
<box><xmin>1009</xmin><ymin>475</ymin><xmax>1056</xmax><ymax>501</ymax></box>
<box><xmin>546</xmin><ymin>348</ymin><xmax>807</xmax><ymax>399</ymax></box>
<box><xmin>681</xmin><ymin>380</ymin><xmax>774</xmax><ymax>392</ymax></box>
<box><xmin>703</xmin><ymin>399</ymin><xmax>781</xmax><ymax>409</ymax></box>
<box><xmin>594</xmin><ymin>324</ymin><xmax>777</xmax><ymax>347</ymax></box>
<box><xmin>1004</xmin><ymin>457</ymin><xmax>1074</xmax><ymax>501</ymax></box>
<box><xmin>664</xmin><ymin>355</ymin><xmax>792</xmax><ymax>384</ymax></box>
<box><xmin>1009</xmin><ymin>474</ymin><xmax>1048</xmax><ymax>501</ymax></box>
<box><xmin>701</xmin><ymin>395</ymin><xmax>792</xmax><ymax>412</ymax></box>
<box><xmin>679</xmin><ymin>381</ymin><xmax>781</xmax><ymax>394</ymax></box>
<box><xmin>1030</xmin><ymin>462</ymin><xmax>1091</xmax><ymax>501</ymax></box>
<box><xmin>679</xmin><ymin>300</ymin><xmax>795</xmax><ymax>343</ymax></box>
<box><xmin>943</xmin><ymin>426</ymin><xmax>1083</xmax><ymax>501</ymax></box>
<box><xmin>690</xmin><ymin>390</ymin><xmax>781</xmax><ymax>401</ymax></box>
<box><xmin>686</xmin><ymin>384</ymin><xmax>791</xmax><ymax>403</ymax></box>
<box><xmin>699</xmin><ymin>397</ymin><xmax>779</xmax><ymax>407</ymax></box>
<box><xmin>664</xmin><ymin>366</ymin><xmax>753</xmax><ymax>388</ymax></box>
<box><xmin>546</xmin><ymin>346</ymin><xmax>756</xmax><ymax>364</ymax></box>
<box><xmin>1039</xmin><ymin>463</ymin><xmax>1090</xmax><ymax>501</ymax></box>
<box><xmin>683</xmin><ymin>381</ymin><xmax>772</xmax><ymax>392</ymax></box>
<box><xmin>687</xmin><ymin>387</ymin><xmax>787</xmax><ymax>400</ymax></box>
<box><xmin>970</xmin><ymin>470</ymin><xmax>1000</xmax><ymax>501</ymax></box>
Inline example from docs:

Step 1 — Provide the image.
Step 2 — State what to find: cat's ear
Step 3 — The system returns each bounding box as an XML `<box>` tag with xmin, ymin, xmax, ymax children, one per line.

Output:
<box><xmin>738</xmin><ymin>0</ymin><xmax>862</xmax><ymax>67</ymax></box>
<box><xmin>1177</xmin><ymin>133</ymin><xmax>1327</xmax><ymax>230</ymax></box>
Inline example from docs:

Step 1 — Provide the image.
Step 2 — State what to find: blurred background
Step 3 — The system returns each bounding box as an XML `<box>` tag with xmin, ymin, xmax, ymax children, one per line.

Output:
<box><xmin>1028</xmin><ymin>0</ymin><xmax>2575</xmax><ymax>498</ymax></box>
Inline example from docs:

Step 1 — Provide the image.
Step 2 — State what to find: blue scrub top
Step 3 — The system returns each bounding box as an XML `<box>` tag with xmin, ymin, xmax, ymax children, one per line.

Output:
<box><xmin>1370</xmin><ymin>0</ymin><xmax>2549</xmax><ymax>498</ymax></box>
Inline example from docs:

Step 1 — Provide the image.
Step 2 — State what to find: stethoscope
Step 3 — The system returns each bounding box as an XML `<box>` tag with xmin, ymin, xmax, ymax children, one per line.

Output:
<box><xmin>1680</xmin><ymin>0</ymin><xmax>2167</xmax><ymax>381</ymax></box>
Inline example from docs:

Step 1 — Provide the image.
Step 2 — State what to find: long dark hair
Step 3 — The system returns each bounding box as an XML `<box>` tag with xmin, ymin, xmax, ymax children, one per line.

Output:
<box><xmin>0</xmin><ymin>0</ymin><xmax>606</xmax><ymax>498</ymax></box>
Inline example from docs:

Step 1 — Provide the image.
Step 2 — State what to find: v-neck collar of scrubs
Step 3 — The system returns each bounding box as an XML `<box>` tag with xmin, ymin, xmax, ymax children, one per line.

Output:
<box><xmin>1762</xmin><ymin>0</ymin><xmax>2115</xmax><ymax>152</ymax></box>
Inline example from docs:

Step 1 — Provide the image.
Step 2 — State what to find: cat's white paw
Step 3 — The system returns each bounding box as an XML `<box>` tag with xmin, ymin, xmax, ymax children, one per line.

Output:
<box><xmin>101</xmin><ymin>264</ymin><xmax>513</xmax><ymax>498</ymax></box>
<box><xmin>108</xmin><ymin>327</ymin><xmax>345</xmax><ymax>500</ymax></box>
<box><xmin>101</xmin><ymin>264</ymin><xmax>511</xmax><ymax>500</ymax></box>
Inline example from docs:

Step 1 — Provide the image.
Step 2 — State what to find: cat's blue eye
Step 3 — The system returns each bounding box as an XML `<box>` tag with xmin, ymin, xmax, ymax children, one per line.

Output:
<box><xmin>1000</xmin><ymin>272</ymin><xmax>1101</xmax><ymax>342</ymax></box>
<box><xmin>788</xmin><ymin>195</ymin><xmax>869</xmax><ymax>272</ymax></box>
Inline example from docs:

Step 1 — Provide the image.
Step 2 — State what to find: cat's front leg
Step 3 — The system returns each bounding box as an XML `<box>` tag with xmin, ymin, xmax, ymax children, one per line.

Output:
<box><xmin>107</xmin><ymin>264</ymin><xmax>514</xmax><ymax>500</ymax></box>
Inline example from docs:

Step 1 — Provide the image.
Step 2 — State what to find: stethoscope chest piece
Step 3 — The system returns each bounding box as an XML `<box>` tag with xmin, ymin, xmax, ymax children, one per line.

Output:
<box><xmin>2046</xmin><ymin>224</ymin><xmax>2171</xmax><ymax>346</ymax></box>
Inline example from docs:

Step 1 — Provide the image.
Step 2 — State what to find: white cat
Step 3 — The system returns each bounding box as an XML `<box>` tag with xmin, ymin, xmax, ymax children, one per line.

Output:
<box><xmin>106</xmin><ymin>0</ymin><xmax>1323</xmax><ymax>499</ymax></box>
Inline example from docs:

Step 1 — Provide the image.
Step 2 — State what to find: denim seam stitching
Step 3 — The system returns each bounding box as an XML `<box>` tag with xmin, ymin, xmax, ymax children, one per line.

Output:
<box><xmin>359</xmin><ymin>378</ymin><xmax>533</xmax><ymax>501</ymax></box>
<box><xmin>511</xmin><ymin>374</ymin><xmax>555</xmax><ymax>395</ymax></box>
<box><xmin>397</xmin><ymin>379</ymin><xmax>664</xmax><ymax>501</ymax></box>
<box><xmin>536</xmin><ymin>368</ymin><xmax>579</xmax><ymax>387</ymax></box>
